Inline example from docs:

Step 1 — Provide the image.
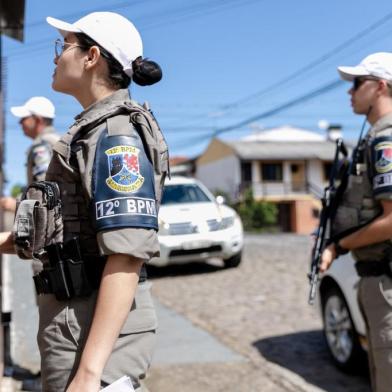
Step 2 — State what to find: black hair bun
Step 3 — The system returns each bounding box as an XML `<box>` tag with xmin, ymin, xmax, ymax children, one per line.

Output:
<box><xmin>132</xmin><ymin>57</ymin><xmax>162</xmax><ymax>86</ymax></box>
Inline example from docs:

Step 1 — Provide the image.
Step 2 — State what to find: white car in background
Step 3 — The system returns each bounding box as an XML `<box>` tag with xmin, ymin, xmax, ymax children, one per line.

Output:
<box><xmin>151</xmin><ymin>176</ymin><xmax>243</xmax><ymax>268</ymax></box>
<box><xmin>318</xmin><ymin>253</ymin><xmax>368</xmax><ymax>371</ymax></box>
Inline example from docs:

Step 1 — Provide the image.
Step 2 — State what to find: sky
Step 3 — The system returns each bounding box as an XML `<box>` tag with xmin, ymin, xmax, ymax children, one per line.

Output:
<box><xmin>2</xmin><ymin>0</ymin><xmax>392</xmax><ymax>192</ymax></box>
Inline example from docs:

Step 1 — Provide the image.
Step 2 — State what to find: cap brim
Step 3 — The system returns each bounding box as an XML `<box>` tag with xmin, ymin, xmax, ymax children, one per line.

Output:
<box><xmin>10</xmin><ymin>106</ymin><xmax>31</xmax><ymax>118</ymax></box>
<box><xmin>337</xmin><ymin>65</ymin><xmax>370</xmax><ymax>81</ymax></box>
<box><xmin>46</xmin><ymin>16</ymin><xmax>82</xmax><ymax>37</ymax></box>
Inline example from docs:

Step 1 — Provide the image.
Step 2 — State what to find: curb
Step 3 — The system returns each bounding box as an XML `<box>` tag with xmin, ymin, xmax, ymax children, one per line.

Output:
<box><xmin>265</xmin><ymin>361</ymin><xmax>327</xmax><ymax>392</ymax></box>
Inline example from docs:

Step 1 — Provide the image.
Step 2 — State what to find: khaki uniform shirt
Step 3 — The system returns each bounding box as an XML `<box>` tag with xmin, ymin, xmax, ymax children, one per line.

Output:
<box><xmin>26</xmin><ymin>126</ymin><xmax>60</xmax><ymax>184</ymax></box>
<box><xmin>46</xmin><ymin>89</ymin><xmax>160</xmax><ymax>260</ymax></box>
<box><xmin>351</xmin><ymin>112</ymin><xmax>392</xmax><ymax>261</ymax></box>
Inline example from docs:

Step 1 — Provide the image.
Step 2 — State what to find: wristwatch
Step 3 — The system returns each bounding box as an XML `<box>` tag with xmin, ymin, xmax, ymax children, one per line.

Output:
<box><xmin>334</xmin><ymin>241</ymin><xmax>349</xmax><ymax>256</ymax></box>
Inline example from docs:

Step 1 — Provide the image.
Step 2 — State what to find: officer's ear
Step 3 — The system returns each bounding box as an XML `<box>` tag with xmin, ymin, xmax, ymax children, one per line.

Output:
<box><xmin>84</xmin><ymin>46</ymin><xmax>101</xmax><ymax>70</ymax></box>
<box><xmin>377</xmin><ymin>79</ymin><xmax>391</xmax><ymax>96</ymax></box>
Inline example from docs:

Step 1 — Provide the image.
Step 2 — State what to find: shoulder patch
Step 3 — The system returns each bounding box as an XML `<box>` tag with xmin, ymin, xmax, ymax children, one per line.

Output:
<box><xmin>92</xmin><ymin>129</ymin><xmax>158</xmax><ymax>232</ymax></box>
<box><xmin>371</xmin><ymin>135</ymin><xmax>392</xmax><ymax>196</ymax></box>
<box><xmin>30</xmin><ymin>142</ymin><xmax>52</xmax><ymax>180</ymax></box>
<box><xmin>105</xmin><ymin>145</ymin><xmax>144</xmax><ymax>193</ymax></box>
<box><xmin>374</xmin><ymin>140</ymin><xmax>392</xmax><ymax>173</ymax></box>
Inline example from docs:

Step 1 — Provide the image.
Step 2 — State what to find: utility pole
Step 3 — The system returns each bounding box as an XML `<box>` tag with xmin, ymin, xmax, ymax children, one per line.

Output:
<box><xmin>0</xmin><ymin>10</ymin><xmax>5</xmax><ymax>382</ymax></box>
<box><xmin>0</xmin><ymin>12</ymin><xmax>5</xmax><ymax>234</ymax></box>
<box><xmin>0</xmin><ymin>0</ymin><xmax>25</xmax><ymax>381</ymax></box>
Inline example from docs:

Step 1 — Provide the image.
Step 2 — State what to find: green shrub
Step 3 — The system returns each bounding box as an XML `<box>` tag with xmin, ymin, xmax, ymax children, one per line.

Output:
<box><xmin>11</xmin><ymin>184</ymin><xmax>24</xmax><ymax>198</ymax></box>
<box><xmin>237</xmin><ymin>189</ymin><xmax>278</xmax><ymax>231</ymax></box>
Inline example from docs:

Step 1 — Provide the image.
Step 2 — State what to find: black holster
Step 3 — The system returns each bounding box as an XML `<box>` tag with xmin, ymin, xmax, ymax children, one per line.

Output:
<box><xmin>34</xmin><ymin>238</ymin><xmax>93</xmax><ymax>301</ymax></box>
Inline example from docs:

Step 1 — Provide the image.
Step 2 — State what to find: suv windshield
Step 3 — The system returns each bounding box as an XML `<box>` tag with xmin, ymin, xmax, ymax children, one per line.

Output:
<box><xmin>161</xmin><ymin>184</ymin><xmax>211</xmax><ymax>205</ymax></box>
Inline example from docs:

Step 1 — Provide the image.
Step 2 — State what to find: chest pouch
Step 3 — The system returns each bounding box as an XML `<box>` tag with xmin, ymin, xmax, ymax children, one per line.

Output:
<box><xmin>13</xmin><ymin>181</ymin><xmax>63</xmax><ymax>260</ymax></box>
<box><xmin>332</xmin><ymin>137</ymin><xmax>380</xmax><ymax>237</ymax></box>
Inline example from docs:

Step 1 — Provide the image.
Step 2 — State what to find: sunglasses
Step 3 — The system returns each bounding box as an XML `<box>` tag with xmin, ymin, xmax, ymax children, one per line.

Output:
<box><xmin>352</xmin><ymin>77</ymin><xmax>379</xmax><ymax>91</ymax></box>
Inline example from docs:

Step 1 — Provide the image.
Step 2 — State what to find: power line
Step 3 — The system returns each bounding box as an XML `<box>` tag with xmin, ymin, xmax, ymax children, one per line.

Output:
<box><xmin>167</xmin><ymin>78</ymin><xmax>344</xmax><ymax>152</ymax></box>
<box><xmin>26</xmin><ymin>0</ymin><xmax>147</xmax><ymax>29</ymax></box>
<box><xmin>161</xmin><ymin>126</ymin><xmax>214</xmax><ymax>132</ymax></box>
<box><xmin>141</xmin><ymin>0</ymin><xmax>263</xmax><ymax>30</ymax></box>
<box><xmin>220</xmin><ymin>10</ymin><xmax>392</xmax><ymax>111</ymax></box>
<box><xmin>144</xmin><ymin>10</ymin><xmax>392</xmax><ymax>133</ymax></box>
<box><xmin>7</xmin><ymin>0</ymin><xmax>150</xmax><ymax>57</ymax></box>
<box><xmin>7</xmin><ymin>0</ymin><xmax>261</xmax><ymax>58</ymax></box>
<box><xmin>214</xmin><ymin>78</ymin><xmax>344</xmax><ymax>136</ymax></box>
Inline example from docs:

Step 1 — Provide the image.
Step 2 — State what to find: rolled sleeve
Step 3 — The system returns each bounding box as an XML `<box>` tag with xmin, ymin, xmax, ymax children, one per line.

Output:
<box><xmin>97</xmin><ymin>228</ymin><xmax>160</xmax><ymax>260</ymax></box>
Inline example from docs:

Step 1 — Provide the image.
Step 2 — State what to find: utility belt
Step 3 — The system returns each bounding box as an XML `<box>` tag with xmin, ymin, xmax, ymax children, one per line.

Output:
<box><xmin>355</xmin><ymin>260</ymin><xmax>392</xmax><ymax>278</ymax></box>
<box><xmin>13</xmin><ymin>180</ymin><xmax>148</xmax><ymax>301</ymax></box>
<box><xmin>33</xmin><ymin>237</ymin><xmax>147</xmax><ymax>301</ymax></box>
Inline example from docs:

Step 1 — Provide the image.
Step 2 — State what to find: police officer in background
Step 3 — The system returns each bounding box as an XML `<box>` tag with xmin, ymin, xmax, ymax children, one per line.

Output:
<box><xmin>0</xmin><ymin>11</ymin><xmax>167</xmax><ymax>392</ymax></box>
<box><xmin>0</xmin><ymin>96</ymin><xmax>59</xmax><ymax>391</ymax></box>
<box><xmin>0</xmin><ymin>96</ymin><xmax>59</xmax><ymax>213</ymax></box>
<box><xmin>320</xmin><ymin>52</ymin><xmax>392</xmax><ymax>392</ymax></box>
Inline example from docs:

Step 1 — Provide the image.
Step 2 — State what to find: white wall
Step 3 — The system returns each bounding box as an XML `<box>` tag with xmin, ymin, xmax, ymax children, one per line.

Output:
<box><xmin>196</xmin><ymin>155</ymin><xmax>240</xmax><ymax>199</ymax></box>
<box><xmin>307</xmin><ymin>160</ymin><xmax>325</xmax><ymax>193</ymax></box>
<box><xmin>197</xmin><ymin>157</ymin><xmax>327</xmax><ymax>199</ymax></box>
<box><xmin>283</xmin><ymin>162</ymin><xmax>292</xmax><ymax>184</ymax></box>
<box><xmin>251</xmin><ymin>161</ymin><xmax>261</xmax><ymax>183</ymax></box>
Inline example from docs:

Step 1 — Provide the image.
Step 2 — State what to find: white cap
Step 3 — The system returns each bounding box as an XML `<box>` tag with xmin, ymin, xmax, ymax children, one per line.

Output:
<box><xmin>338</xmin><ymin>52</ymin><xmax>392</xmax><ymax>82</ymax></box>
<box><xmin>10</xmin><ymin>96</ymin><xmax>55</xmax><ymax>119</ymax></box>
<box><xmin>46</xmin><ymin>12</ymin><xmax>143</xmax><ymax>77</ymax></box>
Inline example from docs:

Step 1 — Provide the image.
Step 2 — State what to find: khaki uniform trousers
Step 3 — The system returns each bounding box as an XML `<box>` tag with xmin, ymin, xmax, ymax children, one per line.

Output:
<box><xmin>37</xmin><ymin>282</ymin><xmax>157</xmax><ymax>392</ymax></box>
<box><xmin>358</xmin><ymin>275</ymin><xmax>392</xmax><ymax>392</ymax></box>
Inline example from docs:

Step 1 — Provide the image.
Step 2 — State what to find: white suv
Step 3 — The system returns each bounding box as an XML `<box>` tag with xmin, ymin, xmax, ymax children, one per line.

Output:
<box><xmin>151</xmin><ymin>176</ymin><xmax>244</xmax><ymax>268</ymax></box>
<box><xmin>319</xmin><ymin>254</ymin><xmax>368</xmax><ymax>371</ymax></box>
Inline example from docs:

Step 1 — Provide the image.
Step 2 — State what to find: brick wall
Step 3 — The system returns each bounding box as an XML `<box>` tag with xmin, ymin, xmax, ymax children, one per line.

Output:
<box><xmin>290</xmin><ymin>199</ymin><xmax>319</xmax><ymax>235</ymax></box>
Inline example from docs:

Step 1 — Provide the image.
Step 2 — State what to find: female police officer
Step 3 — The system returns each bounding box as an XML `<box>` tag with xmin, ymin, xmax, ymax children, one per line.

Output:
<box><xmin>0</xmin><ymin>11</ymin><xmax>166</xmax><ymax>392</ymax></box>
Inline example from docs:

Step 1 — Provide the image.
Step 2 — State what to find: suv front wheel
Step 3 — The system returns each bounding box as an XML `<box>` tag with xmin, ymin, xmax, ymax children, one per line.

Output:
<box><xmin>322</xmin><ymin>285</ymin><xmax>366</xmax><ymax>372</ymax></box>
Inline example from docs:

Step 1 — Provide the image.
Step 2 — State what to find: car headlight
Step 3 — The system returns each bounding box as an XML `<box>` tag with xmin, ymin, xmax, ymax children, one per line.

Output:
<box><xmin>158</xmin><ymin>219</ymin><xmax>171</xmax><ymax>235</ymax></box>
<box><xmin>220</xmin><ymin>216</ymin><xmax>235</xmax><ymax>229</ymax></box>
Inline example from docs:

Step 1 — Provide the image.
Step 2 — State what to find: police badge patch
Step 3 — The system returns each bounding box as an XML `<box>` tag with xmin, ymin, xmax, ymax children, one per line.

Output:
<box><xmin>105</xmin><ymin>145</ymin><xmax>145</xmax><ymax>193</ymax></box>
<box><xmin>374</xmin><ymin>141</ymin><xmax>392</xmax><ymax>173</ymax></box>
<box><xmin>92</xmin><ymin>131</ymin><xmax>158</xmax><ymax>231</ymax></box>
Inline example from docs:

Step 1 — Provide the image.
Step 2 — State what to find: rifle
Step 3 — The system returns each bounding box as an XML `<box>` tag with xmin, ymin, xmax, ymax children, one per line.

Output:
<box><xmin>308</xmin><ymin>110</ymin><xmax>370</xmax><ymax>305</ymax></box>
<box><xmin>308</xmin><ymin>138</ymin><xmax>348</xmax><ymax>305</ymax></box>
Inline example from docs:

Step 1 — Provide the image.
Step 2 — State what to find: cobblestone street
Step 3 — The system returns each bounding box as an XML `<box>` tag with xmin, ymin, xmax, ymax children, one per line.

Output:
<box><xmin>145</xmin><ymin>234</ymin><xmax>371</xmax><ymax>392</ymax></box>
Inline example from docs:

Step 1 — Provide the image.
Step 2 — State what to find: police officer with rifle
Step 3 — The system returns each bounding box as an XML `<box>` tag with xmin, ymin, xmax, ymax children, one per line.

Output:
<box><xmin>314</xmin><ymin>52</ymin><xmax>392</xmax><ymax>392</ymax></box>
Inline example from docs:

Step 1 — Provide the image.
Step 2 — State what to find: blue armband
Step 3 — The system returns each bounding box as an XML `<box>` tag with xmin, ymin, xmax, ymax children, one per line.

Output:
<box><xmin>31</xmin><ymin>142</ymin><xmax>52</xmax><ymax>180</ymax></box>
<box><xmin>372</xmin><ymin>136</ymin><xmax>392</xmax><ymax>197</ymax></box>
<box><xmin>92</xmin><ymin>129</ymin><xmax>158</xmax><ymax>231</ymax></box>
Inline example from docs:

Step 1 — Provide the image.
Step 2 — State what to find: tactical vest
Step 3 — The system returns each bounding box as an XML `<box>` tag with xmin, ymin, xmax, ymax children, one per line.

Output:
<box><xmin>15</xmin><ymin>98</ymin><xmax>169</xmax><ymax>262</ymax></box>
<box><xmin>27</xmin><ymin>127</ymin><xmax>60</xmax><ymax>184</ymax></box>
<box><xmin>332</xmin><ymin>128</ymin><xmax>391</xmax><ymax>262</ymax></box>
